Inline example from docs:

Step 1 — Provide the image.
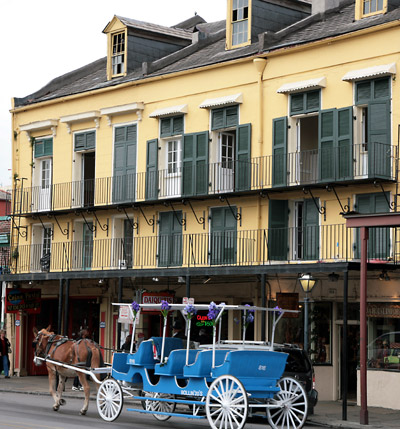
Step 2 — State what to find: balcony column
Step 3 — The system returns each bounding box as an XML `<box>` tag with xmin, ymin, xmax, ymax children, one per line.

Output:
<box><xmin>260</xmin><ymin>273</ymin><xmax>266</xmax><ymax>341</ymax></box>
<box><xmin>58</xmin><ymin>279</ymin><xmax>63</xmax><ymax>335</ymax></box>
<box><xmin>186</xmin><ymin>276</ymin><xmax>190</xmax><ymax>299</ymax></box>
<box><xmin>342</xmin><ymin>269</ymin><xmax>348</xmax><ymax>421</ymax></box>
<box><xmin>63</xmin><ymin>278</ymin><xmax>70</xmax><ymax>336</ymax></box>
<box><xmin>117</xmin><ymin>277</ymin><xmax>123</xmax><ymax>349</ymax></box>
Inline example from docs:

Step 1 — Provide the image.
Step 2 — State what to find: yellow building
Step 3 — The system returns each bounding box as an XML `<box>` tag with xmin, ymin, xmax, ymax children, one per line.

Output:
<box><xmin>5</xmin><ymin>0</ymin><xmax>400</xmax><ymax>406</ymax></box>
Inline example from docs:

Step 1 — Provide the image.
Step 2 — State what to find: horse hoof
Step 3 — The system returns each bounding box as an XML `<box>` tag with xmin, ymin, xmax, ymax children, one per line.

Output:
<box><xmin>59</xmin><ymin>399</ymin><xmax>66</xmax><ymax>406</ymax></box>
<box><xmin>80</xmin><ymin>409</ymin><xmax>87</xmax><ymax>416</ymax></box>
<box><xmin>53</xmin><ymin>406</ymin><xmax>59</xmax><ymax>412</ymax></box>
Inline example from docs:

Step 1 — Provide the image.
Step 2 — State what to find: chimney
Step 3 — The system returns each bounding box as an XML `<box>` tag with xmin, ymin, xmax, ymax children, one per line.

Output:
<box><xmin>312</xmin><ymin>0</ymin><xmax>340</xmax><ymax>15</ymax></box>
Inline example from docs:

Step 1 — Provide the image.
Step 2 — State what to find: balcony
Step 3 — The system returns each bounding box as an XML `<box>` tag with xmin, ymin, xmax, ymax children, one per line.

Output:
<box><xmin>8</xmin><ymin>223</ymin><xmax>396</xmax><ymax>274</ymax></box>
<box><xmin>13</xmin><ymin>142</ymin><xmax>396</xmax><ymax>215</ymax></box>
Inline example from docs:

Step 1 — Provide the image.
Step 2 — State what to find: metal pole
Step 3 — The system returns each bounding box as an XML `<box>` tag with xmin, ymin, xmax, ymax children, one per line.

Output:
<box><xmin>186</xmin><ymin>276</ymin><xmax>190</xmax><ymax>299</ymax></box>
<box><xmin>261</xmin><ymin>274</ymin><xmax>266</xmax><ymax>341</ymax></box>
<box><xmin>117</xmin><ymin>277</ymin><xmax>123</xmax><ymax>349</ymax></box>
<box><xmin>304</xmin><ymin>293</ymin><xmax>309</xmax><ymax>353</ymax></box>
<box><xmin>360</xmin><ymin>227</ymin><xmax>369</xmax><ymax>425</ymax></box>
<box><xmin>58</xmin><ymin>278</ymin><xmax>63</xmax><ymax>335</ymax></box>
<box><xmin>63</xmin><ymin>278</ymin><xmax>70</xmax><ymax>336</ymax></box>
<box><xmin>342</xmin><ymin>269</ymin><xmax>348</xmax><ymax>421</ymax></box>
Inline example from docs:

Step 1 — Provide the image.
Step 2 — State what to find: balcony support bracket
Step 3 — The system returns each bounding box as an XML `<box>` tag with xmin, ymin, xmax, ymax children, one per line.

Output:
<box><xmin>326</xmin><ymin>185</ymin><xmax>350</xmax><ymax>216</ymax></box>
<box><xmin>49</xmin><ymin>215</ymin><xmax>69</xmax><ymax>239</ymax></box>
<box><xmin>373</xmin><ymin>181</ymin><xmax>396</xmax><ymax>211</ymax></box>
<box><xmin>134</xmin><ymin>205</ymin><xmax>155</xmax><ymax>233</ymax></box>
<box><xmin>118</xmin><ymin>207</ymin><xmax>139</xmax><ymax>233</ymax></box>
<box><xmin>11</xmin><ymin>218</ymin><xmax>27</xmax><ymax>240</ymax></box>
<box><xmin>89</xmin><ymin>210</ymin><xmax>109</xmax><ymax>237</ymax></box>
<box><xmin>75</xmin><ymin>211</ymin><xmax>96</xmax><ymax>234</ymax></box>
<box><xmin>302</xmin><ymin>187</ymin><xmax>326</xmax><ymax>216</ymax></box>
<box><xmin>260</xmin><ymin>191</ymin><xmax>270</xmax><ymax>199</ymax></box>
<box><xmin>164</xmin><ymin>202</ymin><xmax>186</xmax><ymax>231</ymax></box>
<box><xmin>182</xmin><ymin>200</ymin><xmax>205</xmax><ymax>230</ymax></box>
<box><xmin>32</xmin><ymin>214</ymin><xmax>54</xmax><ymax>238</ymax></box>
<box><xmin>219</xmin><ymin>196</ymin><xmax>242</xmax><ymax>226</ymax></box>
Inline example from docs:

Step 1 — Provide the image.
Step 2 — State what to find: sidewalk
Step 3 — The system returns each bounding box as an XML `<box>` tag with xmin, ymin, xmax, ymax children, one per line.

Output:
<box><xmin>0</xmin><ymin>375</ymin><xmax>399</xmax><ymax>428</ymax></box>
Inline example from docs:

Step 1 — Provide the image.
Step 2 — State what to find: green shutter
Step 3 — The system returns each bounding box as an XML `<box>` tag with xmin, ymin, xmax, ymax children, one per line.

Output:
<box><xmin>337</xmin><ymin>107</ymin><xmax>353</xmax><ymax>180</ymax></box>
<box><xmin>356</xmin><ymin>81</ymin><xmax>372</xmax><ymax>105</ymax></box>
<box><xmin>290</xmin><ymin>94</ymin><xmax>304</xmax><ymax>115</ymax></box>
<box><xmin>173</xmin><ymin>116</ymin><xmax>184</xmax><ymax>135</ymax></box>
<box><xmin>306</xmin><ymin>91</ymin><xmax>320</xmax><ymax>112</ymax></box>
<box><xmin>319</xmin><ymin>109</ymin><xmax>336</xmax><ymax>182</ymax></box>
<box><xmin>368</xmin><ymin>100</ymin><xmax>391</xmax><ymax>179</ymax></box>
<box><xmin>74</xmin><ymin>131</ymin><xmax>96</xmax><ymax>151</ymax></box>
<box><xmin>182</xmin><ymin>131</ymin><xmax>209</xmax><ymax>197</ymax></box>
<box><xmin>236</xmin><ymin>123</ymin><xmax>251</xmax><ymax>191</ymax></box>
<box><xmin>146</xmin><ymin>139</ymin><xmax>158</xmax><ymax>200</ymax></box>
<box><xmin>304</xmin><ymin>199</ymin><xmax>319</xmax><ymax>260</ymax></box>
<box><xmin>113</xmin><ymin>125</ymin><xmax>137</xmax><ymax>203</ymax></box>
<box><xmin>272</xmin><ymin>117</ymin><xmax>287</xmax><ymax>187</ymax></box>
<box><xmin>290</xmin><ymin>91</ymin><xmax>320</xmax><ymax>115</ymax></box>
<box><xmin>86</xmin><ymin>131</ymin><xmax>95</xmax><ymax>150</ymax></box>
<box><xmin>158</xmin><ymin>211</ymin><xmax>183</xmax><ymax>267</ymax></box>
<box><xmin>268</xmin><ymin>200</ymin><xmax>288</xmax><ymax>261</ymax></box>
<box><xmin>374</xmin><ymin>78</ymin><xmax>390</xmax><ymax>99</ymax></box>
<box><xmin>210</xmin><ymin>207</ymin><xmax>237</xmax><ymax>265</ymax></box>
<box><xmin>34</xmin><ymin>138</ymin><xmax>53</xmax><ymax>158</ymax></box>
<box><xmin>160</xmin><ymin>118</ymin><xmax>172</xmax><ymax>137</ymax></box>
<box><xmin>160</xmin><ymin>115</ymin><xmax>184</xmax><ymax>137</ymax></box>
<box><xmin>211</xmin><ymin>106</ymin><xmax>238</xmax><ymax>130</ymax></box>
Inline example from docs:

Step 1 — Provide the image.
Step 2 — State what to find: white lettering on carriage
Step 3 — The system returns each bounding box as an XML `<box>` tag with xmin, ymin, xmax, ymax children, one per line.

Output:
<box><xmin>128</xmin><ymin>358</ymin><xmax>136</xmax><ymax>364</ymax></box>
<box><xmin>258</xmin><ymin>365</ymin><xmax>266</xmax><ymax>371</ymax></box>
<box><xmin>181</xmin><ymin>389</ymin><xmax>203</xmax><ymax>396</ymax></box>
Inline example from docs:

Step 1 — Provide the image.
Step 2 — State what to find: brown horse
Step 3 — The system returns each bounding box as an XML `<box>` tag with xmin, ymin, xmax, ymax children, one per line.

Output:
<box><xmin>33</xmin><ymin>326</ymin><xmax>104</xmax><ymax>415</ymax></box>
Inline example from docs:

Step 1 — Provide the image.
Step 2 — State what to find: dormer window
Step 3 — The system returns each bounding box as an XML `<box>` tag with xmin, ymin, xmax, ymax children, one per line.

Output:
<box><xmin>355</xmin><ymin>0</ymin><xmax>387</xmax><ymax>19</ymax></box>
<box><xmin>226</xmin><ymin>0</ymin><xmax>251</xmax><ymax>49</ymax></box>
<box><xmin>112</xmin><ymin>32</ymin><xmax>125</xmax><ymax>75</ymax></box>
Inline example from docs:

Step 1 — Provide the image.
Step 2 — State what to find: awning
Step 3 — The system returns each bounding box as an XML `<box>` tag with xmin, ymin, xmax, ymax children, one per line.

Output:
<box><xmin>199</xmin><ymin>93</ymin><xmax>243</xmax><ymax>109</ymax></box>
<box><xmin>0</xmin><ymin>234</ymin><xmax>9</xmax><ymax>246</ymax></box>
<box><xmin>277</xmin><ymin>77</ymin><xmax>326</xmax><ymax>94</ymax></box>
<box><xmin>342</xmin><ymin>63</ymin><xmax>396</xmax><ymax>81</ymax></box>
<box><xmin>149</xmin><ymin>104</ymin><xmax>188</xmax><ymax>118</ymax></box>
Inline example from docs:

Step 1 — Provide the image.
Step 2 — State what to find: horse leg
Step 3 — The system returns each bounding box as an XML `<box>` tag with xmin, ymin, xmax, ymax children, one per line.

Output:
<box><xmin>56</xmin><ymin>375</ymin><xmax>67</xmax><ymax>406</ymax></box>
<box><xmin>78</xmin><ymin>373</ymin><xmax>89</xmax><ymax>415</ymax></box>
<box><xmin>47</xmin><ymin>369</ymin><xmax>61</xmax><ymax>411</ymax></box>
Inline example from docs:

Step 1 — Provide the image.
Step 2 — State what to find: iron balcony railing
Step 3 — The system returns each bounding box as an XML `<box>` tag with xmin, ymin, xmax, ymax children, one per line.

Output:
<box><xmin>9</xmin><ymin>223</ymin><xmax>396</xmax><ymax>274</ymax></box>
<box><xmin>13</xmin><ymin>142</ymin><xmax>396</xmax><ymax>215</ymax></box>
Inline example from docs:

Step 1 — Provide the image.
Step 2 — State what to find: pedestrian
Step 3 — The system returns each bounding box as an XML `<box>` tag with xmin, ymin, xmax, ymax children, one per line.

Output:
<box><xmin>0</xmin><ymin>330</ymin><xmax>11</xmax><ymax>378</ymax></box>
<box><xmin>172</xmin><ymin>320</ymin><xmax>186</xmax><ymax>339</ymax></box>
<box><xmin>121</xmin><ymin>334</ymin><xmax>133</xmax><ymax>352</ymax></box>
<box><xmin>72</xmin><ymin>329</ymin><xmax>90</xmax><ymax>391</ymax></box>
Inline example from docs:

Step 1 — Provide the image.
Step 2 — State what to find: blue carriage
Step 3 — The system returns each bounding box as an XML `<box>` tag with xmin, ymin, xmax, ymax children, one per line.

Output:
<box><xmin>96</xmin><ymin>303</ymin><xmax>308</xmax><ymax>429</ymax></box>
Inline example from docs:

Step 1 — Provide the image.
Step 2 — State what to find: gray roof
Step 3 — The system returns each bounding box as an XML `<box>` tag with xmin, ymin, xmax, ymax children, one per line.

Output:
<box><xmin>13</xmin><ymin>1</ymin><xmax>400</xmax><ymax>108</ymax></box>
<box><xmin>173</xmin><ymin>15</ymin><xmax>207</xmax><ymax>31</ymax></box>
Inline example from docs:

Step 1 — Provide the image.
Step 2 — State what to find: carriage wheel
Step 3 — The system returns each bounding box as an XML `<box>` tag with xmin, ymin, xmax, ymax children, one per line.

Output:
<box><xmin>266</xmin><ymin>376</ymin><xmax>308</xmax><ymax>429</ymax></box>
<box><xmin>96</xmin><ymin>378</ymin><xmax>124</xmax><ymax>422</ymax></box>
<box><xmin>206</xmin><ymin>375</ymin><xmax>248</xmax><ymax>429</ymax></box>
<box><xmin>145</xmin><ymin>392</ymin><xmax>176</xmax><ymax>421</ymax></box>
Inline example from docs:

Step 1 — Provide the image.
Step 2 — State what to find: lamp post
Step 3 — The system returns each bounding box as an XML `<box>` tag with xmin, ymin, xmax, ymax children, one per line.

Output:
<box><xmin>299</xmin><ymin>273</ymin><xmax>317</xmax><ymax>354</ymax></box>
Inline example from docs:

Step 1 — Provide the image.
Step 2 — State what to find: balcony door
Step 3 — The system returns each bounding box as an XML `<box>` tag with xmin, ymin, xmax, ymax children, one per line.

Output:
<box><xmin>210</xmin><ymin>207</ymin><xmax>237</xmax><ymax>265</ymax></box>
<box><xmin>82</xmin><ymin>222</ymin><xmax>93</xmax><ymax>270</ymax></box>
<box><xmin>39</xmin><ymin>158</ymin><xmax>52</xmax><ymax>211</ymax></box>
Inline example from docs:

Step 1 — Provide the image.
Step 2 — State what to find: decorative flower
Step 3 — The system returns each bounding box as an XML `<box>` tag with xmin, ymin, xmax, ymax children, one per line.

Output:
<box><xmin>274</xmin><ymin>305</ymin><xmax>283</xmax><ymax>316</ymax></box>
<box><xmin>243</xmin><ymin>304</ymin><xmax>255</xmax><ymax>329</ymax></box>
<box><xmin>184</xmin><ymin>304</ymin><xmax>197</xmax><ymax>319</ymax></box>
<box><xmin>208</xmin><ymin>301</ymin><xmax>223</xmax><ymax>325</ymax></box>
<box><xmin>160</xmin><ymin>300</ymin><xmax>171</xmax><ymax>318</ymax></box>
<box><xmin>131</xmin><ymin>301</ymin><xmax>140</xmax><ymax>316</ymax></box>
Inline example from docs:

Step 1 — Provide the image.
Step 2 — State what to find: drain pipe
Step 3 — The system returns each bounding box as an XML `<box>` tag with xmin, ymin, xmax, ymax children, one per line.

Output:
<box><xmin>1</xmin><ymin>281</ymin><xmax>6</xmax><ymax>329</ymax></box>
<box><xmin>253</xmin><ymin>58</ymin><xmax>267</xmax><ymax>155</ymax></box>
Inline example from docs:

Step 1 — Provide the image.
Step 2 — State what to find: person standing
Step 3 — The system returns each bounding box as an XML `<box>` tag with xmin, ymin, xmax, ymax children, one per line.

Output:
<box><xmin>0</xmin><ymin>330</ymin><xmax>11</xmax><ymax>378</ymax></box>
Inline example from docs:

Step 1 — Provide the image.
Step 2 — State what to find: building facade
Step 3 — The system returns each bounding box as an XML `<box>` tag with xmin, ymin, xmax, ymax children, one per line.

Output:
<box><xmin>5</xmin><ymin>0</ymin><xmax>400</xmax><ymax>405</ymax></box>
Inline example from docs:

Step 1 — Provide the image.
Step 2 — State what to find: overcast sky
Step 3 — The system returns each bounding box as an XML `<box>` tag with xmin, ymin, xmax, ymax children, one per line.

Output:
<box><xmin>0</xmin><ymin>0</ymin><xmax>227</xmax><ymax>189</ymax></box>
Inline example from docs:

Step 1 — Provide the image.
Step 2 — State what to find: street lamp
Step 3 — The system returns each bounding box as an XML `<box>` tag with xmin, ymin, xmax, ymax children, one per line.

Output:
<box><xmin>299</xmin><ymin>273</ymin><xmax>317</xmax><ymax>354</ymax></box>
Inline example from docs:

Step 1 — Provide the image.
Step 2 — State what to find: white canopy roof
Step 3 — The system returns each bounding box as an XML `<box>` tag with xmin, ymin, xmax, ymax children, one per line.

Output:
<box><xmin>199</xmin><ymin>93</ymin><xmax>243</xmax><ymax>109</ymax></box>
<box><xmin>277</xmin><ymin>77</ymin><xmax>326</xmax><ymax>94</ymax></box>
<box><xmin>342</xmin><ymin>63</ymin><xmax>396</xmax><ymax>81</ymax></box>
<box><xmin>149</xmin><ymin>104</ymin><xmax>188</xmax><ymax>118</ymax></box>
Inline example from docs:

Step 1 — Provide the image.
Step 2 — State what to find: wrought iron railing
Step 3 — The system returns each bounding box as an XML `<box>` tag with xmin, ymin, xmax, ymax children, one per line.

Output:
<box><xmin>12</xmin><ymin>143</ymin><xmax>396</xmax><ymax>215</ymax></box>
<box><xmin>8</xmin><ymin>224</ymin><xmax>396</xmax><ymax>274</ymax></box>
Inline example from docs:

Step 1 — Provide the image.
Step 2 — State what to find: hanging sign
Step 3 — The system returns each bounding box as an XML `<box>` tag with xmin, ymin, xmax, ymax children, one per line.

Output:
<box><xmin>276</xmin><ymin>293</ymin><xmax>299</xmax><ymax>318</ymax></box>
<box><xmin>141</xmin><ymin>292</ymin><xmax>174</xmax><ymax>312</ymax></box>
<box><xmin>6</xmin><ymin>288</ymin><xmax>41</xmax><ymax>314</ymax></box>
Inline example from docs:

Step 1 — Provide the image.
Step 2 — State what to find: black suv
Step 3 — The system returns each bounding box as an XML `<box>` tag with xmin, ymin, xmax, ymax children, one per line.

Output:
<box><xmin>274</xmin><ymin>343</ymin><xmax>318</xmax><ymax>414</ymax></box>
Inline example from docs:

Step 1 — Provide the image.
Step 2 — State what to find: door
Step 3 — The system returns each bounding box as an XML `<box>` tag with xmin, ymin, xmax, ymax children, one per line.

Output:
<box><xmin>40</xmin><ymin>227</ymin><xmax>52</xmax><ymax>272</ymax></box>
<box><xmin>39</xmin><ymin>159</ymin><xmax>52</xmax><ymax>211</ymax></box>
<box><xmin>82</xmin><ymin>152</ymin><xmax>95</xmax><ymax>207</ymax></box>
<box><xmin>123</xmin><ymin>219</ymin><xmax>133</xmax><ymax>268</ymax></box>
<box><xmin>164</xmin><ymin>139</ymin><xmax>181</xmax><ymax>197</ymax></box>
<box><xmin>219</xmin><ymin>132</ymin><xmax>235</xmax><ymax>192</ymax></box>
<box><xmin>338</xmin><ymin>324</ymin><xmax>360</xmax><ymax>400</ymax></box>
<box><xmin>210</xmin><ymin>207</ymin><xmax>237</xmax><ymax>265</ymax></box>
<box><xmin>158</xmin><ymin>212</ymin><xmax>182</xmax><ymax>267</ymax></box>
<box><xmin>113</xmin><ymin>125</ymin><xmax>137</xmax><ymax>203</ymax></box>
<box><xmin>82</xmin><ymin>222</ymin><xmax>93</xmax><ymax>270</ymax></box>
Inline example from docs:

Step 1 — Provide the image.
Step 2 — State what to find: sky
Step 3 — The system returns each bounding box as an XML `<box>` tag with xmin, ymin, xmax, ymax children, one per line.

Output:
<box><xmin>0</xmin><ymin>0</ymin><xmax>227</xmax><ymax>189</ymax></box>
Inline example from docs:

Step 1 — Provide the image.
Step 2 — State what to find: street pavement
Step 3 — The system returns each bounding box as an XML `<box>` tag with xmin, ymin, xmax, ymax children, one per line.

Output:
<box><xmin>0</xmin><ymin>375</ymin><xmax>399</xmax><ymax>428</ymax></box>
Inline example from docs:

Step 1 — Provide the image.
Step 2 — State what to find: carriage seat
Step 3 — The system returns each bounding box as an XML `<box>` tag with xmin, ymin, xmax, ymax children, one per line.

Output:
<box><xmin>183</xmin><ymin>350</ymin><xmax>229</xmax><ymax>378</ymax></box>
<box><xmin>112</xmin><ymin>352</ymin><xmax>130</xmax><ymax>377</ymax></box>
<box><xmin>211</xmin><ymin>350</ymin><xmax>288</xmax><ymax>397</ymax></box>
<box><xmin>150</xmin><ymin>337</ymin><xmax>184</xmax><ymax>361</ymax></box>
<box><xmin>155</xmin><ymin>349</ymin><xmax>199</xmax><ymax>377</ymax></box>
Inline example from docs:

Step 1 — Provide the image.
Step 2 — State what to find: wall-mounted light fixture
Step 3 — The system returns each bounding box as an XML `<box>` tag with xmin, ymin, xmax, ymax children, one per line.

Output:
<box><xmin>298</xmin><ymin>273</ymin><xmax>317</xmax><ymax>354</ymax></box>
<box><xmin>152</xmin><ymin>277</ymin><xmax>159</xmax><ymax>282</ymax></box>
<box><xmin>328</xmin><ymin>272</ymin><xmax>339</xmax><ymax>282</ymax></box>
<box><xmin>178</xmin><ymin>276</ymin><xmax>186</xmax><ymax>283</ymax></box>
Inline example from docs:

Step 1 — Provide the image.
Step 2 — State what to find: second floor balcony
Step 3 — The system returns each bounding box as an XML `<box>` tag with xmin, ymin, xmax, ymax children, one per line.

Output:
<box><xmin>13</xmin><ymin>142</ymin><xmax>396</xmax><ymax>216</ymax></box>
<box><xmin>9</xmin><ymin>223</ymin><xmax>396</xmax><ymax>274</ymax></box>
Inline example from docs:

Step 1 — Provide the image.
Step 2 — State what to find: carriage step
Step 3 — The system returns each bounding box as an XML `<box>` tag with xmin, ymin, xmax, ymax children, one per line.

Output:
<box><xmin>132</xmin><ymin>396</ymin><xmax>205</xmax><ymax>406</ymax></box>
<box><xmin>127</xmin><ymin>408</ymin><xmax>205</xmax><ymax>419</ymax></box>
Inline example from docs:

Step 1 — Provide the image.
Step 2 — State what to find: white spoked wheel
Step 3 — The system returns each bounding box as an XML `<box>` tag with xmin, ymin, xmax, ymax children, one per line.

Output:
<box><xmin>266</xmin><ymin>376</ymin><xmax>308</xmax><ymax>429</ymax></box>
<box><xmin>206</xmin><ymin>374</ymin><xmax>248</xmax><ymax>429</ymax></box>
<box><xmin>96</xmin><ymin>378</ymin><xmax>123</xmax><ymax>422</ymax></box>
<box><xmin>145</xmin><ymin>392</ymin><xmax>176</xmax><ymax>421</ymax></box>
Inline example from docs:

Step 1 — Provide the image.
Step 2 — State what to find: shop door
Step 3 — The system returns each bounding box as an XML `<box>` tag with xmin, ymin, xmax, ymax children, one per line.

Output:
<box><xmin>26</xmin><ymin>299</ymin><xmax>59</xmax><ymax>375</ymax></box>
<box><xmin>68</xmin><ymin>298</ymin><xmax>100</xmax><ymax>342</ymax></box>
<box><xmin>338</xmin><ymin>323</ymin><xmax>360</xmax><ymax>400</ymax></box>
